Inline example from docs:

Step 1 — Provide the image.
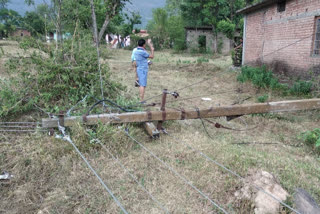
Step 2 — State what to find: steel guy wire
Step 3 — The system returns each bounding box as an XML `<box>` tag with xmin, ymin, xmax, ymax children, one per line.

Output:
<box><xmin>56</xmin><ymin>124</ymin><xmax>129</xmax><ymax>214</ymax></box>
<box><xmin>66</xmin><ymin>95</ymin><xmax>88</xmax><ymax>117</ymax></box>
<box><xmin>34</xmin><ymin>104</ymin><xmax>53</xmax><ymax>118</ymax></box>
<box><xmin>126</xmin><ymin>76</ymin><xmax>225</xmax><ymax>108</ymax></box>
<box><xmin>174</xmin><ymin>77</ymin><xmax>214</xmax><ymax>92</ymax></box>
<box><xmin>98</xmin><ymin>142</ymin><xmax>170</xmax><ymax>214</ymax></box>
<box><xmin>163</xmin><ymin>90</ymin><xmax>236</xmax><ymax>106</ymax></box>
<box><xmin>147</xmin><ymin>78</ymin><xmax>215</xmax><ymax>102</ymax></box>
<box><xmin>172</xmin><ymin>68</ymin><xmax>235</xmax><ymax>94</ymax></box>
<box><xmin>165</xmin><ymin>132</ymin><xmax>302</xmax><ymax>214</ymax></box>
<box><xmin>123</xmin><ymin>129</ymin><xmax>230</xmax><ymax>214</ymax></box>
<box><xmin>140</xmin><ymin>90</ymin><xmax>237</xmax><ymax>109</ymax></box>
<box><xmin>95</xmin><ymin>40</ymin><xmax>105</xmax><ymax>103</ymax></box>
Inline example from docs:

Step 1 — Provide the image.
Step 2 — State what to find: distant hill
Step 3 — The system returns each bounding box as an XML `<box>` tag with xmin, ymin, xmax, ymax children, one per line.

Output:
<box><xmin>7</xmin><ymin>0</ymin><xmax>166</xmax><ymax>28</ymax></box>
<box><xmin>127</xmin><ymin>0</ymin><xmax>166</xmax><ymax>28</ymax></box>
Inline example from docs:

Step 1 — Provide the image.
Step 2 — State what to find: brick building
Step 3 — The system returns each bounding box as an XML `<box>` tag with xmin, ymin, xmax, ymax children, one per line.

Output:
<box><xmin>185</xmin><ymin>27</ymin><xmax>232</xmax><ymax>54</ymax></box>
<box><xmin>10</xmin><ymin>28</ymin><xmax>31</xmax><ymax>37</ymax></box>
<box><xmin>238</xmin><ymin>0</ymin><xmax>320</xmax><ymax>75</ymax></box>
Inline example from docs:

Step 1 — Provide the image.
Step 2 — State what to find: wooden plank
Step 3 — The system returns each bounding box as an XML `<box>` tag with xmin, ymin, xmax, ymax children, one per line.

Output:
<box><xmin>42</xmin><ymin>99</ymin><xmax>320</xmax><ymax>128</ymax></box>
<box><xmin>144</xmin><ymin>122</ymin><xmax>160</xmax><ymax>138</ymax></box>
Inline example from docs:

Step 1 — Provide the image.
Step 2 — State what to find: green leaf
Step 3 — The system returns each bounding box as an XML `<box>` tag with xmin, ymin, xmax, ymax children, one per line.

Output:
<box><xmin>316</xmin><ymin>138</ymin><xmax>320</xmax><ymax>148</ymax></box>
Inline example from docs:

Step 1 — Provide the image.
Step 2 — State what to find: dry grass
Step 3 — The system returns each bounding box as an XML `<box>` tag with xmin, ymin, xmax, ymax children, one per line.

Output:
<box><xmin>0</xmin><ymin>47</ymin><xmax>320</xmax><ymax>213</ymax></box>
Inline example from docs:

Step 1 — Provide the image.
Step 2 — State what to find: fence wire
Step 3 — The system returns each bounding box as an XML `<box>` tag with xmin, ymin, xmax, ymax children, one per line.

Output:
<box><xmin>98</xmin><ymin>142</ymin><xmax>170</xmax><ymax>214</ymax></box>
<box><xmin>57</xmin><ymin>124</ymin><xmax>129</xmax><ymax>214</ymax></box>
<box><xmin>166</xmin><ymin>132</ymin><xmax>302</xmax><ymax>214</ymax></box>
<box><xmin>123</xmin><ymin>128</ymin><xmax>230</xmax><ymax>214</ymax></box>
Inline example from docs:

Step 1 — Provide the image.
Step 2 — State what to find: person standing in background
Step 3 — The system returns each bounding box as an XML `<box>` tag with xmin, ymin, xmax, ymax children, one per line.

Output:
<box><xmin>134</xmin><ymin>38</ymin><xmax>154</xmax><ymax>101</ymax></box>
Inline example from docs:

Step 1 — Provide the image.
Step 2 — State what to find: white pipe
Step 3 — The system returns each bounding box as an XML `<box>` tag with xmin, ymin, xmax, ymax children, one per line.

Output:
<box><xmin>242</xmin><ymin>15</ymin><xmax>247</xmax><ymax>66</ymax></box>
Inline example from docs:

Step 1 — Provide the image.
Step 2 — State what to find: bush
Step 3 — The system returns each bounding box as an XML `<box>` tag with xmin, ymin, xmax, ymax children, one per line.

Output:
<box><xmin>237</xmin><ymin>66</ymin><xmax>281</xmax><ymax>89</ymax></box>
<box><xmin>237</xmin><ymin>66</ymin><xmax>313</xmax><ymax>96</ymax></box>
<box><xmin>289</xmin><ymin>80</ymin><xmax>313</xmax><ymax>96</ymax></box>
<box><xmin>0</xmin><ymin>79</ymin><xmax>34</xmax><ymax>117</ymax></box>
<box><xmin>197</xmin><ymin>57</ymin><xmax>209</xmax><ymax>64</ymax></box>
<box><xmin>173</xmin><ymin>38</ymin><xmax>186</xmax><ymax>51</ymax></box>
<box><xmin>217</xmin><ymin>20</ymin><xmax>236</xmax><ymax>39</ymax></box>
<box><xmin>0</xmin><ymin>35</ymin><xmax>125</xmax><ymax>118</ymax></box>
<box><xmin>19</xmin><ymin>36</ymin><xmax>45</xmax><ymax>50</ymax></box>
<box><xmin>257</xmin><ymin>94</ymin><xmax>269</xmax><ymax>103</ymax></box>
<box><xmin>300</xmin><ymin>128</ymin><xmax>320</xmax><ymax>153</ymax></box>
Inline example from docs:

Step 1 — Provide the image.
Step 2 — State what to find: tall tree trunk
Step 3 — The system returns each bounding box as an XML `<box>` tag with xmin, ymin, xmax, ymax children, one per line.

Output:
<box><xmin>55</xmin><ymin>0</ymin><xmax>63</xmax><ymax>51</ymax></box>
<box><xmin>98</xmin><ymin>3</ymin><xmax>118</xmax><ymax>44</ymax></box>
<box><xmin>89</xmin><ymin>0</ymin><xmax>119</xmax><ymax>45</ymax></box>
<box><xmin>98</xmin><ymin>18</ymin><xmax>110</xmax><ymax>44</ymax></box>
<box><xmin>89</xmin><ymin>0</ymin><xmax>99</xmax><ymax>46</ymax></box>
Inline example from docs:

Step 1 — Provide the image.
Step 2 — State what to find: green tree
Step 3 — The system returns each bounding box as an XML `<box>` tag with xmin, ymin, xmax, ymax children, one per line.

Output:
<box><xmin>147</xmin><ymin>7</ymin><xmax>186</xmax><ymax>50</ymax></box>
<box><xmin>180</xmin><ymin>1</ymin><xmax>208</xmax><ymax>26</ymax></box>
<box><xmin>179</xmin><ymin>0</ymin><xmax>246</xmax><ymax>50</ymax></box>
<box><xmin>217</xmin><ymin>20</ymin><xmax>235</xmax><ymax>39</ymax></box>
<box><xmin>165</xmin><ymin>0</ymin><xmax>182</xmax><ymax>16</ymax></box>
<box><xmin>179</xmin><ymin>0</ymin><xmax>245</xmax><ymax>28</ymax></box>
<box><xmin>88</xmin><ymin>0</ymin><xmax>130</xmax><ymax>45</ymax></box>
<box><xmin>167</xmin><ymin>15</ymin><xmax>186</xmax><ymax>50</ymax></box>
<box><xmin>23</xmin><ymin>11</ymin><xmax>45</xmax><ymax>35</ymax></box>
<box><xmin>0</xmin><ymin>8</ymin><xmax>21</xmax><ymax>37</ymax></box>
<box><xmin>0</xmin><ymin>0</ymin><xmax>10</xmax><ymax>9</ymax></box>
<box><xmin>147</xmin><ymin>8</ymin><xmax>169</xmax><ymax>49</ymax></box>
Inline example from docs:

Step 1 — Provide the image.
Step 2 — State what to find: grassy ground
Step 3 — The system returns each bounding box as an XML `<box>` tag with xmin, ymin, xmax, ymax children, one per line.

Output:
<box><xmin>1</xmin><ymin>44</ymin><xmax>320</xmax><ymax>213</ymax></box>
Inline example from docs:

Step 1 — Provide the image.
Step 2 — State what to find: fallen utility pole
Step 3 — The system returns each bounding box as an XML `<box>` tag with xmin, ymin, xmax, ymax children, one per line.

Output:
<box><xmin>42</xmin><ymin>99</ymin><xmax>320</xmax><ymax>128</ymax></box>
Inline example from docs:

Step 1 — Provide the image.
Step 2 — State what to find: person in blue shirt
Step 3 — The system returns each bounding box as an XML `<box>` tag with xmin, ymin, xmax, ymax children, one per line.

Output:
<box><xmin>134</xmin><ymin>39</ymin><xmax>154</xmax><ymax>101</ymax></box>
<box><xmin>131</xmin><ymin>47</ymin><xmax>139</xmax><ymax>87</ymax></box>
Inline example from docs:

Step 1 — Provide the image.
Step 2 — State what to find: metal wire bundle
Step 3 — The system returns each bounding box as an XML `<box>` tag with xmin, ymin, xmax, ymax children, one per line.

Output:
<box><xmin>0</xmin><ymin>122</ymin><xmax>46</xmax><ymax>133</ymax></box>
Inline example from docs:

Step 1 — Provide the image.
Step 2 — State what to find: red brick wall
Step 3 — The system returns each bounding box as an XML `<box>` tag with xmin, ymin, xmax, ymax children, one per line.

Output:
<box><xmin>11</xmin><ymin>29</ymin><xmax>31</xmax><ymax>37</ymax></box>
<box><xmin>243</xmin><ymin>0</ymin><xmax>320</xmax><ymax>72</ymax></box>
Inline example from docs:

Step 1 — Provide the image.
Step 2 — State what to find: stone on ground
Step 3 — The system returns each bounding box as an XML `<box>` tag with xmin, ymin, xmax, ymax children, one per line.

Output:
<box><xmin>234</xmin><ymin>170</ymin><xmax>288</xmax><ymax>214</ymax></box>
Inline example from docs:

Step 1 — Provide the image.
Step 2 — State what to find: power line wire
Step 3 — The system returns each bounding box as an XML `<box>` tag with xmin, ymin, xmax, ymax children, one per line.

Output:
<box><xmin>126</xmin><ymin>76</ymin><xmax>224</xmax><ymax>109</ymax></box>
<box><xmin>123</xmin><ymin>128</ymin><xmax>230</xmax><ymax>214</ymax></box>
<box><xmin>263</xmin><ymin>34</ymin><xmax>313</xmax><ymax>59</ymax></box>
<box><xmin>57</xmin><ymin>124</ymin><xmax>129</xmax><ymax>214</ymax></box>
<box><xmin>0</xmin><ymin>130</ymin><xmax>47</xmax><ymax>133</ymax></box>
<box><xmin>98</xmin><ymin>142</ymin><xmax>170</xmax><ymax>214</ymax></box>
<box><xmin>0</xmin><ymin>125</ymin><xmax>38</xmax><ymax>128</ymax></box>
<box><xmin>165</xmin><ymin>132</ymin><xmax>302</xmax><ymax>214</ymax></box>
<box><xmin>174</xmin><ymin>77</ymin><xmax>214</xmax><ymax>92</ymax></box>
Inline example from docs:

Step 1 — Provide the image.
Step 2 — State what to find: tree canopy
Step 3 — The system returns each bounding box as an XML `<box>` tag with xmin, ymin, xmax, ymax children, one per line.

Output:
<box><xmin>0</xmin><ymin>8</ymin><xmax>20</xmax><ymax>37</ymax></box>
<box><xmin>0</xmin><ymin>0</ymin><xmax>10</xmax><ymax>9</ymax></box>
<box><xmin>147</xmin><ymin>0</ymin><xmax>263</xmax><ymax>51</ymax></box>
<box><xmin>11</xmin><ymin>0</ymin><xmax>140</xmax><ymax>44</ymax></box>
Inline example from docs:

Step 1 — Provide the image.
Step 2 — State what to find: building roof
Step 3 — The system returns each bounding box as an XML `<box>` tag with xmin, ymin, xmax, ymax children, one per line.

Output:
<box><xmin>237</xmin><ymin>0</ymin><xmax>281</xmax><ymax>14</ymax></box>
<box><xmin>185</xmin><ymin>26</ymin><xmax>213</xmax><ymax>31</ymax></box>
<box><xmin>15</xmin><ymin>27</ymin><xmax>29</xmax><ymax>31</ymax></box>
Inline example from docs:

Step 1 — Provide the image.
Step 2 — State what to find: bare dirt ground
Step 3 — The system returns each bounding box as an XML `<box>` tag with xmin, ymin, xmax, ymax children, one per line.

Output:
<box><xmin>0</xmin><ymin>45</ymin><xmax>320</xmax><ymax>214</ymax></box>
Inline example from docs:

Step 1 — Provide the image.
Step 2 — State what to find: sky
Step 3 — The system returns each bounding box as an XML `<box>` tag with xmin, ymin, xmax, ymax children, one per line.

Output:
<box><xmin>8</xmin><ymin>0</ymin><xmax>43</xmax><ymax>15</ymax></box>
<box><xmin>7</xmin><ymin>0</ymin><xmax>166</xmax><ymax>28</ymax></box>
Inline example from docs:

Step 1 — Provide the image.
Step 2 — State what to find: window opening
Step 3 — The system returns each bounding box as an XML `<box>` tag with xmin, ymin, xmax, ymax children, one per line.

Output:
<box><xmin>277</xmin><ymin>0</ymin><xmax>286</xmax><ymax>12</ymax></box>
<box><xmin>313</xmin><ymin>17</ymin><xmax>320</xmax><ymax>55</ymax></box>
<box><xmin>198</xmin><ymin>35</ymin><xmax>206</xmax><ymax>53</ymax></box>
